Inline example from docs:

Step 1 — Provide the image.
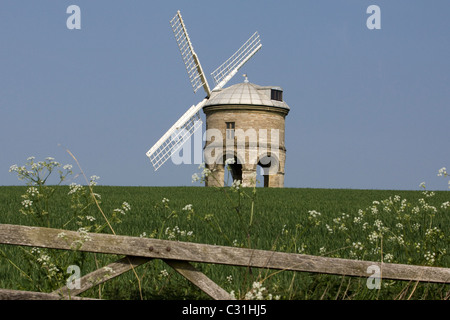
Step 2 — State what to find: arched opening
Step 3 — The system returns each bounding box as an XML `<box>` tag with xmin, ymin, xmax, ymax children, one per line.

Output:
<box><xmin>257</xmin><ymin>154</ymin><xmax>279</xmax><ymax>188</ymax></box>
<box><xmin>223</xmin><ymin>155</ymin><xmax>243</xmax><ymax>187</ymax></box>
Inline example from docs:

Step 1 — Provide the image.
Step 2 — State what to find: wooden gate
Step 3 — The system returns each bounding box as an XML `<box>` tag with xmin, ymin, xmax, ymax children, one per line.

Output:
<box><xmin>0</xmin><ymin>224</ymin><xmax>449</xmax><ymax>300</ymax></box>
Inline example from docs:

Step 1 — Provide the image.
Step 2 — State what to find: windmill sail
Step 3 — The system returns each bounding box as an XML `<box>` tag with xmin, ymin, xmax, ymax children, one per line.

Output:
<box><xmin>170</xmin><ymin>11</ymin><xmax>211</xmax><ymax>96</ymax></box>
<box><xmin>146</xmin><ymin>98</ymin><xmax>208</xmax><ymax>171</ymax></box>
<box><xmin>211</xmin><ymin>32</ymin><xmax>262</xmax><ymax>90</ymax></box>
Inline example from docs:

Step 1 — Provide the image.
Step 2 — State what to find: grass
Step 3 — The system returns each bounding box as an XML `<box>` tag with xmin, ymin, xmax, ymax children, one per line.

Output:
<box><xmin>0</xmin><ymin>185</ymin><xmax>449</xmax><ymax>300</ymax></box>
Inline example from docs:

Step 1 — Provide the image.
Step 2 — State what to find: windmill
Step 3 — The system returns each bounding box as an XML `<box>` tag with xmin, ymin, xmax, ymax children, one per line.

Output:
<box><xmin>146</xmin><ymin>10</ymin><xmax>262</xmax><ymax>171</ymax></box>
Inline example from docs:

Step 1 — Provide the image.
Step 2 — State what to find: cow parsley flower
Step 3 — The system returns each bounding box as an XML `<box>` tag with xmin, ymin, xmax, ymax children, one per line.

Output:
<box><xmin>21</xmin><ymin>199</ymin><xmax>33</xmax><ymax>208</ymax></box>
<box><xmin>191</xmin><ymin>173</ymin><xmax>200</xmax><ymax>182</ymax></box>
<box><xmin>384</xmin><ymin>253</ymin><xmax>394</xmax><ymax>263</ymax></box>
<box><xmin>308</xmin><ymin>210</ymin><xmax>321</xmax><ymax>218</ymax></box>
<box><xmin>437</xmin><ymin>167</ymin><xmax>447</xmax><ymax>177</ymax></box>
<box><xmin>103</xmin><ymin>266</ymin><xmax>115</xmax><ymax>274</ymax></box>
<box><xmin>68</xmin><ymin>183</ymin><xmax>83</xmax><ymax>195</ymax></box>
<box><xmin>89</xmin><ymin>175</ymin><xmax>100</xmax><ymax>186</ymax></box>
<box><xmin>424</xmin><ymin>251</ymin><xmax>436</xmax><ymax>265</ymax></box>
<box><xmin>225</xmin><ymin>158</ymin><xmax>235</xmax><ymax>166</ymax></box>
<box><xmin>231</xmin><ymin>179</ymin><xmax>242</xmax><ymax>190</ymax></box>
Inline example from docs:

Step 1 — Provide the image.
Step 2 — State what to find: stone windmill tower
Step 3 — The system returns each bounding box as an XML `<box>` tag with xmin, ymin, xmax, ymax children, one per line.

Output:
<box><xmin>203</xmin><ymin>76</ymin><xmax>290</xmax><ymax>188</ymax></box>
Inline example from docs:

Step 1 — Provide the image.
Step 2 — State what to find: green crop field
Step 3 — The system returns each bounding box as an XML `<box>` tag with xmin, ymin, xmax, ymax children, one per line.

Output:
<box><xmin>0</xmin><ymin>184</ymin><xmax>448</xmax><ymax>300</ymax></box>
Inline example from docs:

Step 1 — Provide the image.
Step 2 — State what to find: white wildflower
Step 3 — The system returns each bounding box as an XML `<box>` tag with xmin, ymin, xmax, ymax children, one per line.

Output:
<box><xmin>77</xmin><ymin>227</ymin><xmax>92</xmax><ymax>242</ymax></box>
<box><xmin>114</xmin><ymin>202</ymin><xmax>131</xmax><ymax>215</ymax></box>
<box><xmin>122</xmin><ymin>202</ymin><xmax>131</xmax><ymax>212</ymax></box>
<box><xmin>368</xmin><ymin>231</ymin><xmax>379</xmax><ymax>243</ymax></box>
<box><xmin>27</xmin><ymin>187</ymin><xmax>39</xmax><ymax>197</ymax></box>
<box><xmin>21</xmin><ymin>199</ymin><xmax>33</xmax><ymax>208</ymax></box>
<box><xmin>370</xmin><ymin>206</ymin><xmax>379</xmax><ymax>215</ymax></box>
<box><xmin>425</xmin><ymin>227</ymin><xmax>443</xmax><ymax>239</ymax></box>
<box><xmin>396</xmin><ymin>235</ymin><xmax>405</xmax><ymax>246</ymax></box>
<box><xmin>89</xmin><ymin>175</ymin><xmax>100</xmax><ymax>186</ymax></box>
<box><xmin>424</xmin><ymin>251</ymin><xmax>435</xmax><ymax>264</ymax></box>
<box><xmin>437</xmin><ymin>167</ymin><xmax>447</xmax><ymax>177</ymax></box>
<box><xmin>441</xmin><ymin>201</ymin><xmax>450</xmax><ymax>209</ymax></box>
<box><xmin>231</xmin><ymin>179</ymin><xmax>242</xmax><ymax>190</ymax></box>
<box><xmin>57</xmin><ymin>232</ymin><xmax>67</xmax><ymax>239</ymax></box>
<box><xmin>225</xmin><ymin>158</ymin><xmax>235</xmax><ymax>166</ymax></box>
<box><xmin>244</xmin><ymin>282</ymin><xmax>268</xmax><ymax>300</ymax></box>
<box><xmin>384</xmin><ymin>253</ymin><xmax>394</xmax><ymax>263</ymax></box>
<box><xmin>103</xmin><ymin>266</ymin><xmax>115</xmax><ymax>274</ymax></box>
<box><xmin>37</xmin><ymin>254</ymin><xmax>51</xmax><ymax>265</ymax></box>
<box><xmin>374</xmin><ymin>219</ymin><xmax>383</xmax><ymax>231</ymax></box>
<box><xmin>353</xmin><ymin>216</ymin><xmax>363</xmax><ymax>224</ymax></box>
<box><xmin>308</xmin><ymin>210</ymin><xmax>321</xmax><ymax>218</ymax></box>
<box><xmin>191</xmin><ymin>173</ymin><xmax>200</xmax><ymax>182</ymax></box>
<box><xmin>68</xmin><ymin>183</ymin><xmax>83</xmax><ymax>195</ymax></box>
<box><xmin>160</xmin><ymin>269</ymin><xmax>169</xmax><ymax>278</ymax></box>
<box><xmin>114</xmin><ymin>208</ymin><xmax>125</xmax><ymax>215</ymax></box>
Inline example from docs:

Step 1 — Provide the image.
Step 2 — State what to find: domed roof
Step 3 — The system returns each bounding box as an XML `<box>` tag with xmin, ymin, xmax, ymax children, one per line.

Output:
<box><xmin>204</xmin><ymin>82</ymin><xmax>290</xmax><ymax>111</ymax></box>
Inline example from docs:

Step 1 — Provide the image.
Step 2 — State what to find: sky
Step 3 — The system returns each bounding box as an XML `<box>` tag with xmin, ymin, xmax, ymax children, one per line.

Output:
<box><xmin>0</xmin><ymin>0</ymin><xmax>449</xmax><ymax>190</ymax></box>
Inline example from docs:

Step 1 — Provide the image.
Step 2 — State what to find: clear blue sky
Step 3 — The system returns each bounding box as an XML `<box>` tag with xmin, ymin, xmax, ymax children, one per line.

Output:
<box><xmin>1</xmin><ymin>0</ymin><xmax>449</xmax><ymax>190</ymax></box>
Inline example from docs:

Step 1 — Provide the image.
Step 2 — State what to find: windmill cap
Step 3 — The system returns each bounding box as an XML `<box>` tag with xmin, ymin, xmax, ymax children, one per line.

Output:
<box><xmin>204</xmin><ymin>82</ymin><xmax>290</xmax><ymax>111</ymax></box>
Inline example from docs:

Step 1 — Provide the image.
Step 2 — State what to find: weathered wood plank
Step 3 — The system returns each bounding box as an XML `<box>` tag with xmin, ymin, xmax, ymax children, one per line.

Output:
<box><xmin>0</xmin><ymin>289</ymin><xmax>98</xmax><ymax>300</ymax></box>
<box><xmin>52</xmin><ymin>256</ymin><xmax>151</xmax><ymax>297</ymax></box>
<box><xmin>164</xmin><ymin>259</ymin><xmax>234</xmax><ymax>300</ymax></box>
<box><xmin>0</xmin><ymin>224</ymin><xmax>449</xmax><ymax>283</ymax></box>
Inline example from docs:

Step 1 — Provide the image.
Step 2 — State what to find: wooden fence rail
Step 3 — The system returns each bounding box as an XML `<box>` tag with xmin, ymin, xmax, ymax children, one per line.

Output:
<box><xmin>0</xmin><ymin>224</ymin><xmax>449</xmax><ymax>300</ymax></box>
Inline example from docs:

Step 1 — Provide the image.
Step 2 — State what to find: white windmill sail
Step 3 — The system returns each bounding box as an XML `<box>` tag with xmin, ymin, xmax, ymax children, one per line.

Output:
<box><xmin>170</xmin><ymin>10</ymin><xmax>211</xmax><ymax>96</ymax></box>
<box><xmin>146</xmin><ymin>98</ymin><xmax>207</xmax><ymax>171</ymax></box>
<box><xmin>211</xmin><ymin>32</ymin><xmax>262</xmax><ymax>90</ymax></box>
<box><xmin>146</xmin><ymin>11</ymin><xmax>262</xmax><ymax>171</ymax></box>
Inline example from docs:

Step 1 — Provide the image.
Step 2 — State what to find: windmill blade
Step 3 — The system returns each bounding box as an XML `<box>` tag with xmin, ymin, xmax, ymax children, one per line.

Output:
<box><xmin>170</xmin><ymin>11</ymin><xmax>211</xmax><ymax>96</ymax></box>
<box><xmin>146</xmin><ymin>98</ymin><xmax>208</xmax><ymax>171</ymax></box>
<box><xmin>211</xmin><ymin>32</ymin><xmax>262</xmax><ymax>90</ymax></box>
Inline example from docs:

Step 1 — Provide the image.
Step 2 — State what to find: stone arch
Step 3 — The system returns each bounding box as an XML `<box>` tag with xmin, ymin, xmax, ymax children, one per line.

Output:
<box><xmin>257</xmin><ymin>152</ymin><xmax>281</xmax><ymax>188</ymax></box>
